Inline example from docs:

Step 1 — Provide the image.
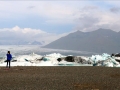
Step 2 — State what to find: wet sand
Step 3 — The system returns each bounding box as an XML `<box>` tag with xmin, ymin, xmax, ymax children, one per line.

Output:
<box><xmin>0</xmin><ymin>66</ymin><xmax>120</xmax><ymax>90</ymax></box>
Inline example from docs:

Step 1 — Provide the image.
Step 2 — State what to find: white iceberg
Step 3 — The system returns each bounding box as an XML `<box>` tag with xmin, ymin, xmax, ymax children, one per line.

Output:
<box><xmin>0</xmin><ymin>52</ymin><xmax>119</xmax><ymax>67</ymax></box>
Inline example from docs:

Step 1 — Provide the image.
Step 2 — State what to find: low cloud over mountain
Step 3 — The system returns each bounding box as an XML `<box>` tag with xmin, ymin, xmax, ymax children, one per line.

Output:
<box><xmin>0</xmin><ymin>26</ymin><xmax>64</xmax><ymax>45</ymax></box>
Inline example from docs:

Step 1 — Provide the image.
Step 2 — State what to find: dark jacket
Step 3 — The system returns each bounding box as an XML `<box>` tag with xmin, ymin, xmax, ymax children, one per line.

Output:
<box><xmin>6</xmin><ymin>54</ymin><xmax>12</xmax><ymax>61</ymax></box>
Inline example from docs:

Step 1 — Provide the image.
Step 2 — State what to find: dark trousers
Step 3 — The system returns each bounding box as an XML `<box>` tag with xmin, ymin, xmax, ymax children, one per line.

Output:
<box><xmin>6</xmin><ymin>60</ymin><xmax>11</xmax><ymax>68</ymax></box>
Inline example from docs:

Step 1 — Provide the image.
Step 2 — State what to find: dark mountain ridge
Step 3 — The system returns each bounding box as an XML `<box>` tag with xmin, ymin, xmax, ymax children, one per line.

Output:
<box><xmin>43</xmin><ymin>28</ymin><xmax>120</xmax><ymax>54</ymax></box>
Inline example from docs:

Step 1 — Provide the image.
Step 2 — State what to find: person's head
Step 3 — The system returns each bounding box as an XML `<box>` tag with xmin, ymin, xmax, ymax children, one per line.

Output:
<box><xmin>8</xmin><ymin>51</ymin><xmax>10</xmax><ymax>54</ymax></box>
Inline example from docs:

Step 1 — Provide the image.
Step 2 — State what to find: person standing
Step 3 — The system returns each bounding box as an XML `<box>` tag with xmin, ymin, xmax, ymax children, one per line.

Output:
<box><xmin>6</xmin><ymin>51</ymin><xmax>12</xmax><ymax>68</ymax></box>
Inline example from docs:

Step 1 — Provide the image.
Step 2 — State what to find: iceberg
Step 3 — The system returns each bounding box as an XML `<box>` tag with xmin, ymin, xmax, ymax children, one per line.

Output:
<box><xmin>0</xmin><ymin>52</ymin><xmax>119</xmax><ymax>67</ymax></box>
<box><xmin>90</xmin><ymin>53</ymin><xmax>119</xmax><ymax>67</ymax></box>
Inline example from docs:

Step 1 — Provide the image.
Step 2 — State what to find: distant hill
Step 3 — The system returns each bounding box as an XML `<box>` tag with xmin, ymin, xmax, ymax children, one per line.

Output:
<box><xmin>43</xmin><ymin>28</ymin><xmax>120</xmax><ymax>54</ymax></box>
<box><xmin>0</xmin><ymin>40</ymin><xmax>44</xmax><ymax>45</ymax></box>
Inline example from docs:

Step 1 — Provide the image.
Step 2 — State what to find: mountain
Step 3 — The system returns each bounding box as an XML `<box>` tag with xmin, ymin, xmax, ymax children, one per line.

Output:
<box><xmin>0</xmin><ymin>40</ymin><xmax>44</xmax><ymax>45</ymax></box>
<box><xmin>28</xmin><ymin>41</ymin><xmax>43</xmax><ymax>45</ymax></box>
<box><xmin>43</xmin><ymin>28</ymin><xmax>120</xmax><ymax>54</ymax></box>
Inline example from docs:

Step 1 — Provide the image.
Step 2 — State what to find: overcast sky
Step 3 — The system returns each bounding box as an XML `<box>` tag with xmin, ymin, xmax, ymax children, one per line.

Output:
<box><xmin>0</xmin><ymin>0</ymin><xmax>120</xmax><ymax>43</ymax></box>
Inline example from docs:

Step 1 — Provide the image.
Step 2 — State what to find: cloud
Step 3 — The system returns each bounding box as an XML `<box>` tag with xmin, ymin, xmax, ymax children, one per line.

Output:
<box><xmin>110</xmin><ymin>7</ymin><xmax>120</xmax><ymax>13</ymax></box>
<box><xmin>0</xmin><ymin>1</ymin><xmax>120</xmax><ymax>34</ymax></box>
<box><xmin>0</xmin><ymin>26</ymin><xmax>65</xmax><ymax>44</ymax></box>
<box><xmin>0</xmin><ymin>1</ymin><xmax>80</xmax><ymax>24</ymax></box>
<box><xmin>75</xmin><ymin>16</ymin><xmax>100</xmax><ymax>32</ymax></box>
<box><xmin>72</xmin><ymin>3</ymin><xmax>120</xmax><ymax>32</ymax></box>
<box><xmin>28</xmin><ymin>6</ymin><xmax>35</xmax><ymax>9</ymax></box>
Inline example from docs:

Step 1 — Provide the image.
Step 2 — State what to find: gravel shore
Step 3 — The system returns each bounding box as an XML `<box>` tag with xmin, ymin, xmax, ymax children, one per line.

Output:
<box><xmin>0</xmin><ymin>66</ymin><xmax>120</xmax><ymax>90</ymax></box>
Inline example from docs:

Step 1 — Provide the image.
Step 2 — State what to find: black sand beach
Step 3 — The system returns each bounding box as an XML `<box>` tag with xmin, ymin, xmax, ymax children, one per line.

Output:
<box><xmin>0</xmin><ymin>66</ymin><xmax>120</xmax><ymax>90</ymax></box>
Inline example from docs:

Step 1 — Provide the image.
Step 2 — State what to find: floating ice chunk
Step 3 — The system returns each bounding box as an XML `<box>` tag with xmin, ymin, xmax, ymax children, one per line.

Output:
<box><xmin>13</xmin><ymin>53</ymin><xmax>43</xmax><ymax>62</ymax></box>
<box><xmin>90</xmin><ymin>53</ymin><xmax>120</xmax><ymax>67</ymax></box>
<box><xmin>105</xmin><ymin>62</ymin><xmax>114</xmax><ymax>67</ymax></box>
<box><xmin>45</xmin><ymin>53</ymin><xmax>65</xmax><ymax>58</ymax></box>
